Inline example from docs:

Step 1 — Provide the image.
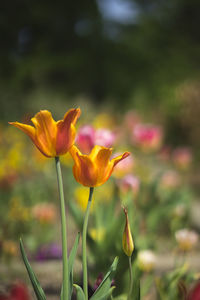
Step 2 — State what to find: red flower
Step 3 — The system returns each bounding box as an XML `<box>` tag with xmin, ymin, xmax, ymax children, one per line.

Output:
<box><xmin>0</xmin><ymin>283</ymin><xmax>30</xmax><ymax>300</ymax></box>
<box><xmin>187</xmin><ymin>281</ymin><xmax>200</xmax><ymax>300</ymax></box>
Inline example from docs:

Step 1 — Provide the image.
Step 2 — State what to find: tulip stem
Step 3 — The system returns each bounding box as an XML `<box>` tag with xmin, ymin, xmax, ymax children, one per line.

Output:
<box><xmin>127</xmin><ymin>256</ymin><xmax>133</xmax><ymax>300</ymax></box>
<box><xmin>82</xmin><ymin>187</ymin><xmax>94</xmax><ymax>300</ymax></box>
<box><xmin>55</xmin><ymin>156</ymin><xmax>69</xmax><ymax>300</ymax></box>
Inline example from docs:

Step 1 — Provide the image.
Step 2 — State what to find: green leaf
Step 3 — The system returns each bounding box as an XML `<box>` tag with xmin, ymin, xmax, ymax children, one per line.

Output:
<box><xmin>73</xmin><ymin>284</ymin><xmax>86</xmax><ymax>300</ymax></box>
<box><xmin>90</xmin><ymin>257</ymin><xmax>118</xmax><ymax>300</ymax></box>
<box><xmin>69</xmin><ymin>232</ymin><xmax>80</xmax><ymax>297</ymax></box>
<box><xmin>60</xmin><ymin>232</ymin><xmax>80</xmax><ymax>300</ymax></box>
<box><xmin>112</xmin><ymin>295</ymin><xmax>126</xmax><ymax>300</ymax></box>
<box><xmin>97</xmin><ymin>286</ymin><xmax>116</xmax><ymax>300</ymax></box>
<box><xmin>20</xmin><ymin>238</ymin><xmax>46</xmax><ymax>300</ymax></box>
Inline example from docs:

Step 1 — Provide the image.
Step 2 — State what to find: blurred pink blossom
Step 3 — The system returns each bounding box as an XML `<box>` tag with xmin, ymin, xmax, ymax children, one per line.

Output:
<box><xmin>76</xmin><ymin>125</ymin><xmax>116</xmax><ymax>154</ymax></box>
<box><xmin>160</xmin><ymin>170</ymin><xmax>180</xmax><ymax>189</ymax></box>
<box><xmin>132</xmin><ymin>124</ymin><xmax>162</xmax><ymax>152</ymax></box>
<box><xmin>95</xmin><ymin>128</ymin><xmax>116</xmax><ymax>148</ymax></box>
<box><xmin>172</xmin><ymin>147</ymin><xmax>192</xmax><ymax>170</ymax></box>
<box><xmin>76</xmin><ymin>125</ymin><xmax>95</xmax><ymax>154</ymax></box>
<box><xmin>118</xmin><ymin>174</ymin><xmax>140</xmax><ymax>195</ymax></box>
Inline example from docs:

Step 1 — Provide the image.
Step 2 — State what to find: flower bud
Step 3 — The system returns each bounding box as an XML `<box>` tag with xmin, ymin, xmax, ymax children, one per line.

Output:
<box><xmin>122</xmin><ymin>207</ymin><xmax>134</xmax><ymax>257</ymax></box>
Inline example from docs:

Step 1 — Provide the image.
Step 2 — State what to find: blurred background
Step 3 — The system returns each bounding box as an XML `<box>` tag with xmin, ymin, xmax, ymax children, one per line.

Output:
<box><xmin>1</xmin><ymin>0</ymin><xmax>200</xmax><ymax>151</ymax></box>
<box><xmin>1</xmin><ymin>1</ymin><xmax>200</xmax><ymax>299</ymax></box>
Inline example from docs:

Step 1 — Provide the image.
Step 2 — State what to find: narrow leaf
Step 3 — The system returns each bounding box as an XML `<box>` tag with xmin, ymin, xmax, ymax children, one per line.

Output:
<box><xmin>60</xmin><ymin>232</ymin><xmax>80</xmax><ymax>299</ymax></box>
<box><xmin>69</xmin><ymin>232</ymin><xmax>80</xmax><ymax>297</ymax></box>
<box><xmin>20</xmin><ymin>239</ymin><xmax>46</xmax><ymax>300</ymax></box>
<box><xmin>97</xmin><ymin>286</ymin><xmax>115</xmax><ymax>300</ymax></box>
<box><xmin>73</xmin><ymin>284</ymin><xmax>86</xmax><ymax>300</ymax></box>
<box><xmin>90</xmin><ymin>257</ymin><xmax>118</xmax><ymax>300</ymax></box>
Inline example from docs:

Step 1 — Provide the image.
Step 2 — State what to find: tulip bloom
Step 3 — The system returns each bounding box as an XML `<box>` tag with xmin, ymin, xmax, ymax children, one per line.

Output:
<box><xmin>9</xmin><ymin>108</ymin><xmax>81</xmax><ymax>158</ymax></box>
<box><xmin>70</xmin><ymin>145</ymin><xmax>130</xmax><ymax>187</ymax></box>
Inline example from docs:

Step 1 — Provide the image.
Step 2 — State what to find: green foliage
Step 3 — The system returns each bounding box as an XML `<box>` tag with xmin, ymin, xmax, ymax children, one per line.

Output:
<box><xmin>20</xmin><ymin>238</ymin><xmax>46</xmax><ymax>300</ymax></box>
<box><xmin>73</xmin><ymin>284</ymin><xmax>86</xmax><ymax>300</ymax></box>
<box><xmin>90</xmin><ymin>257</ymin><xmax>118</xmax><ymax>300</ymax></box>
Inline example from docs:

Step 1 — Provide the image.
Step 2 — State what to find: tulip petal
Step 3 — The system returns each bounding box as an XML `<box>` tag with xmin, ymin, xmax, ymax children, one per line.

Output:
<box><xmin>70</xmin><ymin>145</ymin><xmax>82</xmax><ymax>165</ymax></box>
<box><xmin>31</xmin><ymin>110</ymin><xmax>57</xmax><ymax>157</ymax></box>
<box><xmin>74</xmin><ymin>153</ymin><xmax>97</xmax><ymax>187</ymax></box>
<box><xmin>90</xmin><ymin>147</ymin><xmax>113</xmax><ymax>185</ymax></box>
<box><xmin>56</xmin><ymin>108</ymin><xmax>81</xmax><ymax>155</ymax></box>
<box><xmin>95</xmin><ymin>147</ymin><xmax>113</xmax><ymax>166</ymax></box>
<box><xmin>8</xmin><ymin>122</ymin><xmax>35</xmax><ymax>141</ymax></box>
<box><xmin>112</xmin><ymin>152</ymin><xmax>130</xmax><ymax>167</ymax></box>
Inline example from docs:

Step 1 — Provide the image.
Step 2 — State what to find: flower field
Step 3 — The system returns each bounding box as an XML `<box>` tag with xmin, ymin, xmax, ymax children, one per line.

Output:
<box><xmin>0</xmin><ymin>106</ymin><xmax>199</xmax><ymax>300</ymax></box>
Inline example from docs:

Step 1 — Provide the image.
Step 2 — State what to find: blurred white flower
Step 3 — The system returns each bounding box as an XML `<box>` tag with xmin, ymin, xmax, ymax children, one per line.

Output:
<box><xmin>137</xmin><ymin>250</ymin><xmax>156</xmax><ymax>272</ymax></box>
<box><xmin>175</xmin><ymin>228</ymin><xmax>198</xmax><ymax>251</ymax></box>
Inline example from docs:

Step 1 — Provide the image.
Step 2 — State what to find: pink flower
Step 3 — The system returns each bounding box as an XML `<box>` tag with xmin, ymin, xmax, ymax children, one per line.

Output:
<box><xmin>76</xmin><ymin>125</ymin><xmax>95</xmax><ymax>154</ymax></box>
<box><xmin>132</xmin><ymin>124</ymin><xmax>162</xmax><ymax>152</ymax></box>
<box><xmin>160</xmin><ymin>170</ymin><xmax>180</xmax><ymax>189</ymax></box>
<box><xmin>118</xmin><ymin>174</ymin><xmax>140</xmax><ymax>195</ymax></box>
<box><xmin>76</xmin><ymin>125</ymin><xmax>116</xmax><ymax>154</ymax></box>
<box><xmin>172</xmin><ymin>147</ymin><xmax>192</xmax><ymax>170</ymax></box>
<box><xmin>95</xmin><ymin>128</ymin><xmax>116</xmax><ymax>148</ymax></box>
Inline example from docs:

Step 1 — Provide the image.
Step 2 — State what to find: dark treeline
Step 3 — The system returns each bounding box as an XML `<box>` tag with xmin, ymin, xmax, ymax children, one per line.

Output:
<box><xmin>1</xmin><ymin>0</ymin><xmax>200</xmax><ymax>116</ymax></box>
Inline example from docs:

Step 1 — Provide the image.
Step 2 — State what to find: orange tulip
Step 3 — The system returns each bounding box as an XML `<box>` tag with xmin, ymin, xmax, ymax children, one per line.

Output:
<box><xmin>70</xmin><ymin>145</ymin><xmax>130</xmax><ymax>187</ymax></box>
<box><xmin>9</xmin><ymin>109</ymin><xmax>81</xmax><ymax>158</ymax></box>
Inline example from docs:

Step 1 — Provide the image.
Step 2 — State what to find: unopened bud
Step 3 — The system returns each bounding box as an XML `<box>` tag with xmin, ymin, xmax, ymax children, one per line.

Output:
<box><xmin>122</xmin><ymin>207</ymin><xmax>134</xmax><ymax>257</ymax></box>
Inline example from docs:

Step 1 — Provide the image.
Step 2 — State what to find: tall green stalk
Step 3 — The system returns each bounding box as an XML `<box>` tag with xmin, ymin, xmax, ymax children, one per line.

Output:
<box><xmin>55</xmin><ymin>156</ymin><xmax>69</xmax><ymax>300</ymax></box>
<box><xmin>82</xmin><ymin>187</ymin><xmax>94</xmax><ymax>300</ymax></box>
<box><xmin>127</xmin><ymin>256</ymin><xmax>133</xmax><ymax>300</ymax></box>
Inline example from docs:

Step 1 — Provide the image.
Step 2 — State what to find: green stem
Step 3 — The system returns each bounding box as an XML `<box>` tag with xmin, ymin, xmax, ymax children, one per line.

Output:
<box><xmin>82</xmin><ymin>187</ymin><xmax>94</xmax><ymax>300</ymax></box>
<box><xmin>55</xmin><ymin>157</ymin><xmax>69</xmax><ymax>300</ymax></box>
<box><xmin>127</xmin><ymin>256</ymin><xmax>133</xmax><ymax>300</ymax></box>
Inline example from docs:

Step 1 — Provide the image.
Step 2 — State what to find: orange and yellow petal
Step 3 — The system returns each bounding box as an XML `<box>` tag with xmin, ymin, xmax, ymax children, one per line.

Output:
<box><xmin>8</xmin><ymin>122</ymin><xmax>35</xmax><ymax>141</ymax></box>
<box><xmin>56</xmin><ymin>108</ymin><xmax>81</xmax><ymax>155</ymax></box>
<box><xmin>31</xmin><ymin>110</ymin><xmax>57</xmax><ymax>157</ymax></box>
<box><xmin>70</xmin><ymin>144</ymin><xmax>130</xmax><ymax>187</ymax></box>
<box><xmin>74</xmin><ymin>154</ymin><xmax>97</xmax><ymax>187</ymax></box>
<box><xmin>112</xmin><ymin>152</ymin><xmax>130</xmax><ymax>167</ymax></box>
<box><xmin>70</xmin><ymin>145</ymin><xmax>82</xmax><ymax>165</ymax></box>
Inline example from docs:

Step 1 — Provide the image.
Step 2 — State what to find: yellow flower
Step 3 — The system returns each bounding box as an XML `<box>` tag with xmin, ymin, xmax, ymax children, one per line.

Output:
<box><xmin>89</xmin><ymin>228</ymin><xmax>105</xmax><ymax>242</ymax></box>
<box><xmin>9</xmin><ymin>108</ymin><xmax>81</xmax><ymax>157</ymax></box>
<box><xmin>122</xmin><ymin>207</ymin><xmax>134</xmax><ymax>257</ymax></box>
<box><xmin>70</xmin><ymin>145</ymin><xmax>130</xmax><ymax>187</ymax></box>
<box><xmin>74</xmin><ymin>186</ymin><xmax>95</xmax><ymax>211</ymax></box>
